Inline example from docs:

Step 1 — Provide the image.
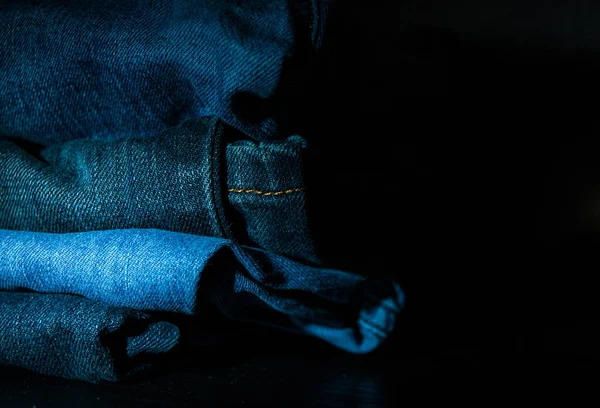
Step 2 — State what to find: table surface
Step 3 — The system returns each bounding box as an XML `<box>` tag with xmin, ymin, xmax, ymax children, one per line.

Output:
<box><xmin>0</xmin><ymin>320</ymin><xmax>596</xmax><ymax>407</ymax></box>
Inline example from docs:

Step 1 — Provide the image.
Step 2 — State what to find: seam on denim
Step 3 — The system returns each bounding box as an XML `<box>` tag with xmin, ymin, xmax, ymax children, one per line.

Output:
<box><xmin>358</xmin><ymin>309</ymin><xmax>393</xmax><ymax>334</ymax></box>
<box><xmin>227</xmin><ymin>187</ymin><xmax>304</xmax><ymax>196</ymax></box>
<box><xmin>358</xmin><ymin>318</ymin><xmax>387</xmax><ymax>339</ymax></box>
<box><xmin>363</xmin><ymin>296</ymin><xmax>401</xmax><ymax>314</ymax></box>
<box><xmin>209</xmin><ymin>119</ymin><xmax>233</xmax><ymax>239</ymax></box>
<box><xmin>228</xmin><ymin>242</ymin><xmax>270</xmax><ymax>292</ymax></box>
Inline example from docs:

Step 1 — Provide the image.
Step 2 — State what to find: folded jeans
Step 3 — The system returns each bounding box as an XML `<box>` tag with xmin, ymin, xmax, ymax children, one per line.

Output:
<box><xmin>0</xmin><ymin>228</ymin><xmax>404</xmax><ymax>355</ymax></box>
<box><xmin>0</xmin><ymin>0</ymin><xmax>330</xmax><ymax>143</ymax></box>
<box><xmin>0</xmin><ymin>291</ymin><xmax>180</xmax><ymax>383</ymax></box>
<box><xmin>0</xmin><ymin>117</ymin><xmax>316</xmax><ymax>263</ymax></box>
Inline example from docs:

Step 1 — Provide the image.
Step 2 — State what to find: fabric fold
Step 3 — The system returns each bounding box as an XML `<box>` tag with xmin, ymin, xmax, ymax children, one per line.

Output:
<box><xmin>226</xmin><ymin>136</ymin><xmax>317</xmax><ymax>263</ymax></box>
<box><xmin>0</xmin><ymin>117</ymin><xmax>228</xmax><ymax>238</ymax></box>
<box><xmin>0</xmin><ymin>117</ymin><xmax>317</xmax><ymax>262</ymax></box>
<box><xmin>0</xmin><ymin>228</ymin><xmax>403</xmax><ymax>354</ymax></box>
<box><xmin>0</xmin><ymin>0</ymin><xmax>328</xmax><ymax>142</ymax></box>
<box><xmin>0</xmin><ymin>292</ymin><xmax>180</xmax><ymax>383</ymax></box>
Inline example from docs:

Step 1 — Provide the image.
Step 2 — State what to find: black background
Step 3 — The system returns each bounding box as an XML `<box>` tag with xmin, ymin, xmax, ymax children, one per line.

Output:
<box><xmin>2</xmin><ymin>1</ymin><xmax>599</xmax><ymax>405</ymax></box>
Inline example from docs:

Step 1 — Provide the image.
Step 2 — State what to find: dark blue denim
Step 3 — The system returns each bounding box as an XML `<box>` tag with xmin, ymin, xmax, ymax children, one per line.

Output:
<box><xmin>226</xmin><ymin>135</ymin><xmax>317</xmax><ymax>263</ymax></box>
<box><xmin>0</xmin><ymin>291</ymin><xmax>180</xmax><ymax>383</ymax></box>
<box><xmin>0</xmin><ymin>0</ymin><xmax>329</xmax><ymax>143</ymax></box>
<box><xmin>0</xmin><ymin>117</ymin><xmax>316</xmax><ymax>262</ymax></box>
<box><xmin>0</xmin><ymin>228</ymin><xmax>404</xmax><ymax>355</ymax></box>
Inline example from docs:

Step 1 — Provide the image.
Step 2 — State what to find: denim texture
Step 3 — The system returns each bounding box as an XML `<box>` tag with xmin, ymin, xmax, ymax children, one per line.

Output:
<box><xmin>0</xmin><ymin>117</ymin><xmax>317</xmax><ymax>262</ymax></box>
<box><xmin>0</xmin><ymin>291</ymin><xmax>180</xmax><ymax>383</ymax></box>
<box><xmin>0</xmin><ymin>0</ymin><xmax>328</xmax><ymax>143</ymax></box>
<box><xmin>0</xmin><ymin>228</ymin><xmax>404</xmax><ymax>354</ymax></box>
<box><xmin>0</xmin><ymin>117</ymin><xmax>227</xmax><ymax>236</ymax></box>
<box><xmin>0</xmin><ymin>0</ymin><xmax>405</xmax><ymax>384</ymax></box>
<box><xmin>226</xmin><ymin>136</ymin><xmax>317</xmax><ymax>264</ymax></box>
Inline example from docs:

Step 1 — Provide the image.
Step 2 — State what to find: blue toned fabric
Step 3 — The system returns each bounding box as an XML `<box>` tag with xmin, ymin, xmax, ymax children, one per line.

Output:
<box><xmin>0</xmin><ymin>228</ymin><xmax>404</xmax><ymax>354</ymax></box>
<box><xmin>0</xmin><ymin>291</ymin><xmax>180</xmax><ymax>383</ymax></box>
<box><xmin>0</xmin><ymin>117</ymin><xmax>317</xmax><ymax>262</ymax></box>
<box><xmin>0</xmin><ymin>117</ymin><xmax>228</xmax><ymax>237</ymax></box>
<box><xmin>0</xmin><ymin>0</ymin><xmax>329</xmax><ymax>143</ymax></box>
<box><xmin>226</xmin><ymin>135</ymin><xmax>318</xmax><ymax>264</ymax></box>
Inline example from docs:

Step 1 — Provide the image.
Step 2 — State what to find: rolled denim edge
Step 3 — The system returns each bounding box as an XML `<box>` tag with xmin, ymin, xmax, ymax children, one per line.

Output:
<box><xmin>207</xmin><ymin>118</ymin><xmax>233</xmax><ymax>240</ymax></box>
<box><xmin>224</xmin><ymin>134</ymin><xmax>318</xmax><ymax>264</ymax></box>
<box><xmin>290</xmin><ymin>280</ymin><xmax>405</xmax><ymax>354</ymax></box>
<box><xmin>125</xmin><ymin>321</ymin><xmax>181</xmax><ymax>358</ymax></box>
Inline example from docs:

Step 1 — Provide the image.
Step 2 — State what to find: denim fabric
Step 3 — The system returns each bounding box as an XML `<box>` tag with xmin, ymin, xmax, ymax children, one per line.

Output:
<box><xmin>0</xmin><ymin>0</ymin><xmax>329</xmax><ymax>143</ymax></box>
<box><xmin>0</xmin><ymin>228</ymin><xmax>404</xmax><ymax>354</ymax></box>
<box><xmin>226</xmin><ymin>136</ymin><xmax>317</xmax><ymax>263</ymax></box>
<box><xmin>0</xmin><ymin>117</ymin><xmax>316</xmax><ymax>262</ymax></box>
<box><xmin>0</xmin><ymin>117</ymin><xmax>227</xmax><ymax>236</ymax></box>
<box><xmin>0</xmin><ymin>291</ymin><xmax>180</xmax><ymax>383</ymax></box>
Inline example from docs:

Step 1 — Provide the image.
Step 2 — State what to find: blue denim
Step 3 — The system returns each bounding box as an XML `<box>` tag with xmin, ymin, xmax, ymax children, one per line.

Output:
<box><xmin>0</xmin><ymin>0</ymin><xmax>402</xmax><ymax>385</ymax></box>
<box><xmin>0</xmin><ymin>117</ymin><xmax>316</xmax><ymax>262</ymax></box>
<box><xmin>0</xmin><ymin>291</ymin><xmax>180</xmax><ymax>383</ymax></box>
<box><xmin>0</xmin><ymin>228</ymin><xmax>404</xmax><ymax>355</ymax></box>
<box><xmin>226</xmin><ymin>135</ymin><xmax>317</xmax><ymax>263</ymax></box>
<box><xmin>0</xmin><ymin>0</ymin><xmax>330</xmax><ymax>143</ymax></box>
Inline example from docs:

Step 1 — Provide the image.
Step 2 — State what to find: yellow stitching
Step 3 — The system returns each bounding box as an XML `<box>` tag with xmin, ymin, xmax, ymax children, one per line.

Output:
<box><xmin>227</xmin><ymin>187</ymin><xmax>304</xmax><ymax>196</ymax></box>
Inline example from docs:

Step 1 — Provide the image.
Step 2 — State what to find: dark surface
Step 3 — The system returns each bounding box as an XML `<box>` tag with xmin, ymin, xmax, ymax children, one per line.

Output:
<box><xmin>0</xmin><ymin>321</ymin><xmax>596</xmax><ymax>405</ymax></box>
<box><xmin>3</xmin><ymin>0</ymin><xmax>600</xmax><ymax>404</ymax></box>
<box><xmin>0</xmin><ymin>312</ymin><xmax>520</xmax><ymax>407</ymax></box>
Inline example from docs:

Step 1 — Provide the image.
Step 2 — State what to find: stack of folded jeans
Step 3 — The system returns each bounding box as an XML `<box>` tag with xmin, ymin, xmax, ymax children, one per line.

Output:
<box><xmin>0</xmin><ymin>0</ymin><xmax>404</xmax><ymax>382</ymax></box>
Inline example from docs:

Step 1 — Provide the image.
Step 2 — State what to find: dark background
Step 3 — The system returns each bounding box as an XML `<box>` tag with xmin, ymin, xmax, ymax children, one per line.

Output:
<box><xmin>309</xmin><ymin>0</ymin><xmax>600</xmax><ymax>384</ymax></box>
<box><xmin>2</xmin><ymin>1</ymin><xmax>599</xmax><ymax>405</ymax></box>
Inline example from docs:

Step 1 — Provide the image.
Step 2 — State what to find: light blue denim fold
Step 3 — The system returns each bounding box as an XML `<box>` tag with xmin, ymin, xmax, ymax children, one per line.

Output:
<box><xmin>0</xmin><ymin>228</ymin><xmax>404</xmax><ymax>354</ymax></box>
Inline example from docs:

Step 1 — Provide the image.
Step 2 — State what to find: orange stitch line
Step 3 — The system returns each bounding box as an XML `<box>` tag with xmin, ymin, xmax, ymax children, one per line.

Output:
<box><xmin>228</xmin><ymin>187</ymin><xmax>304</xmax><ymax>196</ymax></box>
